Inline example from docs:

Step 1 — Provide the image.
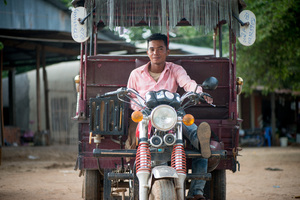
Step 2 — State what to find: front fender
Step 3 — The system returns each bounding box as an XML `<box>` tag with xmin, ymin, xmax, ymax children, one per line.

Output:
<box><xmin>152</xmin><ymin>166</ymin><xmax>178</xmax><ymax>179</ymax></box>
<box><xmin>148</xmin><ymin>166</ymin><xmax>180</xmax><ymax>199</ymax></box>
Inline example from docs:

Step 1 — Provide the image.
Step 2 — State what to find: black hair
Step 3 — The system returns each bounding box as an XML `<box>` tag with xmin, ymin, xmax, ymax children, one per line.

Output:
<box><xmin>147</xmin><ymin>33</ymin><xmax>169</xmax><ymax>49</ymax></box>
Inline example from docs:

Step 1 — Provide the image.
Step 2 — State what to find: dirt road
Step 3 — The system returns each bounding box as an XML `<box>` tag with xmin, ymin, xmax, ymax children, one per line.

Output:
<box><xmin>0</xmin><ymin>145</ymin><xmax>300</xmax><ymax>200</ymax></box>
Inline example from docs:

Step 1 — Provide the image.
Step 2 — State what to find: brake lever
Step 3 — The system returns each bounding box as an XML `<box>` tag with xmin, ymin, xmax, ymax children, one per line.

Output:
<box><xmin>208</xmin><ymin>103</ymin><xmax>216</xmax><ymax>107</ymax></box>
<box><xmin>199</xmin><ymin>92</ymin><xmax>216</xmax><ymax>107</ymax></box>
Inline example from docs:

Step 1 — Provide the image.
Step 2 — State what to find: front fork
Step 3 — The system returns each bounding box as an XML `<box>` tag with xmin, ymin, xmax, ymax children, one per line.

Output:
<box><xmin>136</xmin><ymin>119</ymin><xmax>151</xmax><ymax>200</ymax></box>
<box><xmin>136</xmin><ymin>120</ymin><xmax>187</xmax><ymax>200</ymax></box>
<box><xmin>172</xmin><ymin>122</ymin><xmax>187</xmax><ymax>200</ymax></box>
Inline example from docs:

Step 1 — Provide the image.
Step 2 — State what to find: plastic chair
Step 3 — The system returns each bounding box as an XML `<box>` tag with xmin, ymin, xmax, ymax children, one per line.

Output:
<box><xmin>264</xmin><ymin>127</ymin><xmax>272</xmax><ymax>147</ymax></box>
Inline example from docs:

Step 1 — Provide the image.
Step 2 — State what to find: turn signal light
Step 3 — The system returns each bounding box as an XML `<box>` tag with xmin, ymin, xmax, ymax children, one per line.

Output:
<box><xmin>74</xmin><ymin>75</ymin><xmax>80</xmax><ymax>84</ymax></box>
<box><xmin>182</xmin><ymin>114</ymin><xmax>194</xmax><ymax>126</ymax></box>
<box><xmin>237</xmin><ymin>77</ymin><xmax>243</xmax><ymax>85</ymax></box>
<box><xmin>131</xmin><ymin>111</ymin><xmax>143</xmax><ymax>123</ymax></box>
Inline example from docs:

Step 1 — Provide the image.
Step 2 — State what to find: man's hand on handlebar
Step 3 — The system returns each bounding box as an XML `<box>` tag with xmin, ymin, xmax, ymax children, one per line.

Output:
<box><xmin>199</xmin><ymin>92</ymin><xmax>215</xmax><ymax>107</ymax></box>
<box><xmin>201</xmin><ymin>92</ymin><xmax>213</xmax><ymax>104</ymax></box>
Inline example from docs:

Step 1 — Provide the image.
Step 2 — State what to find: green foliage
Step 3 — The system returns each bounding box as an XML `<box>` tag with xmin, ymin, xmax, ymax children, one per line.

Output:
<box><xmin>2</xmin><ymin>66</ymin><xmax>36</xmax><ymax>78</ymax></box>
<box><xmin>2</xmin><ymin>70</ymin><xmax>8</xmax><ymax>78</ymax></box>
<box><xmin>126</xmin><ymin>27</ymin><xmax>154</xmax><ymax>43</ymax></box>
<box><xmin>15</xmin><ymin>66</ymin><xmax>36</xmax><ymax>74</ymax></box>
<box><xmin>237</xmin><ymin>0</ymin><xmax>300</xmax><ymax>94</ymax></box>
<box><xmin>60</xmin><ymin>0</ymin><xmax>71</xmax><ymax>7</ymax></box>
<box><xmin>171</xmin><ymin>26</ymin><xmax>214</xmax><ymax>48</ymax></box>
<box><xmin>124</xmin><ymin>26</ymin><xmax>221</xmax><ymax>49</ymax></box>
<box><xmin>0</xmin><ymin>42</ymin><xmax>3</xmax><ymax>50</ymax></box>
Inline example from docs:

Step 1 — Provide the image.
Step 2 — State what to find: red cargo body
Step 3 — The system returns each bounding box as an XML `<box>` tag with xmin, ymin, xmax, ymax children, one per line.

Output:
<box><xmin>77</xmin><ymin>55</ymin><xmax>239</xmax><ymax>172</ymax></box>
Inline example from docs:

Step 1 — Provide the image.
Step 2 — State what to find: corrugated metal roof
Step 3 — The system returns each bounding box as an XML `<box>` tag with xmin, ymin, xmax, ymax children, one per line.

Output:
<box><xmin>0</xmin><ymin>0</ymin><xmax>137</xmax><ymax>69</ymax></box>
<box><xmin>0</xmin><ymin>0</ymin><xmax>70</xmax><ymax>31</ymax></box>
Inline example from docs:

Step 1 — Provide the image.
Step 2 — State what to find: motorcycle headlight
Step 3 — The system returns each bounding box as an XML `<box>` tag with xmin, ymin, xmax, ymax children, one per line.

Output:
<box><xmin>151</xmin><ymin>105</ymin><xmax>177</xmax><ymax>131</ymax></box>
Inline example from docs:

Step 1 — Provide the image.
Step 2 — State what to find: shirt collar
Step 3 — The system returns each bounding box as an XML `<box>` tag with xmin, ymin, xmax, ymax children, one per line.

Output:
<box><xmin>141</xmin><ymin>62</ymin><xmax>171</xmax><ymax>73</ymax></box>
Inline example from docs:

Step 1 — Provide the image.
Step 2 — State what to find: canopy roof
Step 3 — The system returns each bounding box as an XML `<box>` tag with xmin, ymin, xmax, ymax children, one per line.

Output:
<box><xmin>72</xmin><ymin>0</ymin><xmax>246</xmax><ymax>35</ymax></box>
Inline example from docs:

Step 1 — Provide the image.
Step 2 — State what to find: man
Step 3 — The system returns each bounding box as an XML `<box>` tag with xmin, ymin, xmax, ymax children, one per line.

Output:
<box><xmin>127</xmin><ymin>33</ymin><xmax>212</xmax><ymax>200</ymax></box>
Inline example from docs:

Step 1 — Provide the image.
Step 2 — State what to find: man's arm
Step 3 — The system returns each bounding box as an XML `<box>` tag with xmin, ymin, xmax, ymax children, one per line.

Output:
<box><xmin>173</xmin><ymin>64</ymin><xmax>202</xmax><ymax>93</ymax></box>
<box><xmin>127</xmin><ymin>71</ymin><xmax>136</xmax><ymax>91</ymax></box>
<box><xmin>173</xmin><ymin>64</ymin><xmax>213</xmax><ymax>104</ymax></box>
<box><xmin>127</xmin><ymin>71</ymin><xmax>141</xmax><ymax>111</ymax></box>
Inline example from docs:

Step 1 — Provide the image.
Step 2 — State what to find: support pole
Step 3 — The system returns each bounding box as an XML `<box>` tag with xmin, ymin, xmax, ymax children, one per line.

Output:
<box><xmin>228</xmin><ymin>24</ymin><xmax>233</xmax><ymax>118</ymax></box>
<box><xmin>271</xmin><ymin>93</ymin><xmax>276</xmax><ymax>146</ymax></box>
<box><xmin>94</xmin><ymin>23</ymin><xmax>97</xmax><ymax>56</ymax></box>
<box><xmin>219</xmin><ymin>24</ymin><xmax>223</xmax><ymax>57</ymax></box>
<box><xmin>36</xmin><ymin>46</ymin><xmax>41</xmax><ymax>134</ymax></box>
<box><xmin>250</xmin><ymin>94</ymin><xmax>255</xmax><ymax>130</ymax></box>
<box><xmin>0</xmin><ymin>49</ymin><xmax>3</xmax><ymax>165</ymax></box>
<box><xmin>213</xmin><ymin>28</ymin><xmax>217</xmax><ymax>57</ymax></box>
<box><xmin>8</xmin><ymin>69</ymin><xmax>16</xmax><ymax>126</ymax></box>
<box><xmin>42</xmin><ymin>46</ymin><xmax>50</xmax><ymax>145</ymax></box>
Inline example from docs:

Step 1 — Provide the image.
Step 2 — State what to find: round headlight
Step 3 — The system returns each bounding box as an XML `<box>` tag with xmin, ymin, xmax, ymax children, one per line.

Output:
<box><xmin>151</xmin><ymin>105</ymin><xmax>177</xmax><ymax>131</ymax></box>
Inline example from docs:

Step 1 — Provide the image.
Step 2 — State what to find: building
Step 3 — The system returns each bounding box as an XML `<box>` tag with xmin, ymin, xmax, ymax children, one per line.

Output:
<box><xmin>0</xmin><ymin>0</ymin><xmax>136</xmax><ymax>146</ymax></box>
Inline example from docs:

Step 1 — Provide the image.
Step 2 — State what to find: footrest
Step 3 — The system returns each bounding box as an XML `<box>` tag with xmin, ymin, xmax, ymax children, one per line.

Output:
<box><xmin>186</xmin><ymin>173</ymin><xmax>211</xmax><ymax>181</ymax></box>
<box><xmin>93</xmin><ymin>149</ymin><xmax>227</xmax><ymax>159</ymax></box>
<box><xmin>107</xmin><ymin>172</ymin><xmax>134</xmax><ymax>180</ymax></box>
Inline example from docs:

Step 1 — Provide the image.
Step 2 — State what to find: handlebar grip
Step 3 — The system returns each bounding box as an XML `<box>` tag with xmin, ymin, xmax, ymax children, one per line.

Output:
<box><xmin>199</xmin><ymin>92</ymin><xmax>212</xmax><ymax>103</ymax></box>
<box><xmin>101</xmin><ymin>87</ymin><xmax>127</xmax><ymax>97</ymax></box>
<box><xmin>199</xmin><ymin>93</ymin><xmax>216</xmax><ymax>107</ymax></box>
<box><xmin>103</xmin><ymin>90</ymin><xmax>120</xmax><ymax>96</ymax></box>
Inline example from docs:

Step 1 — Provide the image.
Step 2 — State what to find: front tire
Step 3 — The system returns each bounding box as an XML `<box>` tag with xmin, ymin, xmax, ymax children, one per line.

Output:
<box><xmin>211</xmin><ymin>169</ymin><xmax>226</xmax><ymax>200</ymax></box>
<box><xmin>149</xmin><ymin>179</ymin><xmax>177</xmax><ymax>200</ymax></box>
<box><xmin>83</xmin><ymin>169</ymin><xmax>103</xmax><ymax>200</ymax></box>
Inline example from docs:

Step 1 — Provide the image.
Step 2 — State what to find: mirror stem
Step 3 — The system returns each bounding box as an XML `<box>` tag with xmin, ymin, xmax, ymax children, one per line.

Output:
<box><xmin>194</xmin><ymin>85</ymin><xmax>199</xmax><ymax>93</ymax></box>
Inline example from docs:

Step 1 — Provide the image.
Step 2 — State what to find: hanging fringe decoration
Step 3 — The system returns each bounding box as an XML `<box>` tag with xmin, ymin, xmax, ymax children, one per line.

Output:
<box><xmin>85</xmin><ymin>0</ymin><xmax>242</xmax><ymax>36</ymax></box>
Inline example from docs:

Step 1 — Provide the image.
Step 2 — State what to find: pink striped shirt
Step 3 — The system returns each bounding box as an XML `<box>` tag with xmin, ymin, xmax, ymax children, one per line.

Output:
<box><xmin>127</xmin><ymin>62</ymin><xmax>202</xmax><ymax>110</ymax></box>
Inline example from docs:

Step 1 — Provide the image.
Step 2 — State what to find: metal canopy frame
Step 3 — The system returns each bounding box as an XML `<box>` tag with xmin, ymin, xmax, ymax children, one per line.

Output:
<box><xmin>72</xmin><ymin>0</ymin><xmax>246</xmax><ymax>36</ymax></box>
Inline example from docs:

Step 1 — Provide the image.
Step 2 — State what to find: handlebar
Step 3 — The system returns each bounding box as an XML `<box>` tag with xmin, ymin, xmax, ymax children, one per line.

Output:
<box><xmin>199</xmin><ymin>92</ymin><xmax>216</xmax><ymax>107</ymax></box>
<box><xmin>101</xmin><ymin>87</ymin><xmax>146</xmax><ymax>109</ymax></box>
<box><xmin>101</xmin><ymin>87</ymin><xmax>128</xmax><ymax>97</ymax></box>
<box><xmin>101</xmin><ymin>88</ymin><xmax>215</xmax><ymax>109</ymax></box>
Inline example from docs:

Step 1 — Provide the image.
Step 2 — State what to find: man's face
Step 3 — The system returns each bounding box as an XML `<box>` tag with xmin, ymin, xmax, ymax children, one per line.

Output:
<box><xmin>147</xmin><ymin>40</ymin><xmax>170</xmax><ymax>66</ymax></box>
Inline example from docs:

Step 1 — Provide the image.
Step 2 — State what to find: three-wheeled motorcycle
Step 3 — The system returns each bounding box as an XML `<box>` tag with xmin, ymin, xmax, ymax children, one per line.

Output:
<box><xmin>71</xmin><ymin>0</ymin><xmax>251</xmax><ymax>199</ymax></box>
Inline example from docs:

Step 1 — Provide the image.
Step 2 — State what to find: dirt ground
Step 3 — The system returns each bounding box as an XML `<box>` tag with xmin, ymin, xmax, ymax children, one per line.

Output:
<box><xmin>0</xmin><ymin>145</ymin><xmax>300</xmax><ymax>200</ymax></box>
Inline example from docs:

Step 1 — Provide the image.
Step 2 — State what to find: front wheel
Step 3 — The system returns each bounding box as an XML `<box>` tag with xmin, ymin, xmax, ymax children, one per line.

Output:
<box><xmin>211</xmin><ymin>169</ymin><xmax>226</xmax><ymax>200</ymax></box>
<box><xmin>83</xmin><ymin>169</ymin><xmax>103</xmax><ymax>200</ymax></box>
<box><xmin>149</xmin><ymin>179</ymin><xmax>177</xmax><ymax>200</ymax></box>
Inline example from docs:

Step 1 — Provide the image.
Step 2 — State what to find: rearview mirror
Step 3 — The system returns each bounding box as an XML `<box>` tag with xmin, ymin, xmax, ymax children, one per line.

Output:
<box><xmin>200</xmin><ymin>77</ymin><xmax>218</xmax><ymax>90</ymax></box>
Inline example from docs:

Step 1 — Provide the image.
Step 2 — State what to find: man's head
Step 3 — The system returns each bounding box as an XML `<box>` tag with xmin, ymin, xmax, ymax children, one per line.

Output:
<box><xmin>147</xmin><ymin>33</ymin><xmax>168</xmax><ymax>49</ymax></box>
<box><xmin>147</xmin><ymin>33</ymin><xmax>170</xmax><ymax>68</ymax></box>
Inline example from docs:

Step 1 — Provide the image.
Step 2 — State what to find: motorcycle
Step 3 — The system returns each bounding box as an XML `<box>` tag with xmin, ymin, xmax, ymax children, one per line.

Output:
<box><xmin>91</xmin><ymin>77</ymin><xmax>226</xmax><ymax>200</ymax></box>
<box><xmin>239</xmin><ymin>128</ymin><xmax>265</xmax><ymax>147</ymax></box>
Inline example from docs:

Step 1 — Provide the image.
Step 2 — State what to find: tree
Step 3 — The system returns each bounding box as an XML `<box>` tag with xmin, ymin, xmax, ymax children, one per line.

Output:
<box><xmin>60</xmin><ymin>0</ymin><xmax>72</xmax><ymax>7</ymax></box>
<box><xmin>236</xmin><ymin>0</ymin><xmax>300</xmax><ymax>94</ymax></box>
<box><xmin>170</xmin><ymin>26</ymin><xmax>216</xmax><ymax>48</ymax></box>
